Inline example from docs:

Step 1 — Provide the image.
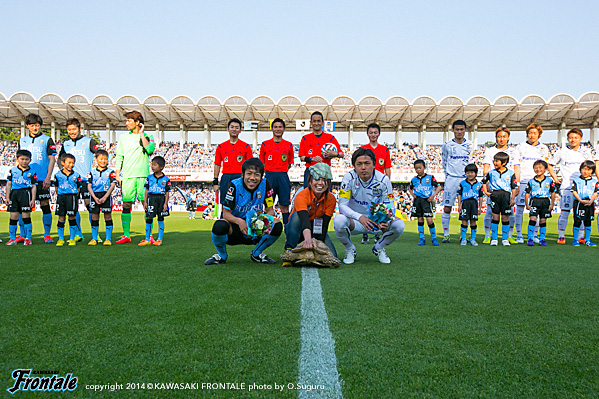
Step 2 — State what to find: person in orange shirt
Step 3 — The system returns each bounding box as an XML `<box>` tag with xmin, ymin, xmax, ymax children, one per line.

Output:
<box><xmin>283</xmin><ymin>163</ymin><xmax>337</xmax><ymax>264</ymax></box>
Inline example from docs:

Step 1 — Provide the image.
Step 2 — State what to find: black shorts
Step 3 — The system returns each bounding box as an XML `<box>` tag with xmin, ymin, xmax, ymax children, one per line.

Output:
<box><xmin>56</xmin><ymin>194</ymin><xmax>78</xmax><ymax>217</ymax></box>
<box><xmin>529</xmin><ymin>198</ymin><xmax>552</xmax><ymax>219</ymax></box>
<box><xmin>187</xmin><ymin>201</ymin><xmax>197</xmax><ymax>211</ymax></box>
<box><xmin>265</xmin><ymin>171</ymin><xmax>291</xmax><ymax>206</ymax></box>
<box><xmin>8</xmin><ymin>189</ymin><xmax>33</xmax><ymax>213</ymax></box>
<box><xmin>79</xmin><ymin>183</ymin><xmax>91</xmax><ymax>200</ymax></box>
<box><xmin>459</xmin><ymin>198</ymin><xmax>479</xmax><ymax>221</ymax></box>
<box><xmin>411</xmin><ymin>196</ymin><xmax>434</xmax><ymax>218</ymax></box>
<box><xmin>146</xmin><ymin>194</ymin><xmax>170</xmax><ymax>219</ymax></box>
<box><xmin>89</xmin><ymin>191</ymin><xmax>113</xmax><ymax>214</ymax></box>
<box><xmin>35</xmin><ymin>182</ymin><xmax>51</xmax><ymax>201</ymax></box>
<box><xmin>490</xmin><ymin>191</ymin><xmax>512</xmax><ymax>215</ymax></box>
<box><xmin>226</xmin><ymin>222</ymin><xmax>260</xmax><ymax>246</ymax></box>
<box><xmin>573</xmin><ymin>200</ymin><xmax>595</xmax><ymax>223</ymax></box>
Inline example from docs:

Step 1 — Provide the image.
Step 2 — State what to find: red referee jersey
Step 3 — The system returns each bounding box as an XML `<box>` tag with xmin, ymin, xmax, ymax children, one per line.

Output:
<box><xmin>299</xmin><ymin>132</ymin><xmax>342</xmax><ymax>167</ymax></box>
<box><xmin>214</xmin><ymin>139</ymin><xmax>253</xmax><ymax>174</ymax></box>
<box><xmin>361</xmin><ymin>143</ymin><xmax>391</xmax><ymax>173</ymax></box>
<box><xmin>259</xmin><ymin>138</ymin><xmax>294</xmax><ymax>172</ymax></box>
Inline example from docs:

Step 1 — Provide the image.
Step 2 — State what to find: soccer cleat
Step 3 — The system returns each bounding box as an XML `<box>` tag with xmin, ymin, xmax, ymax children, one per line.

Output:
<box><xmin>431</xmin><ymin>238</ymin><xmax>440</xmax><ymax>246</ymax></box>
<box><xmin>88</xmin><ymin>239</ymin><xmax>98</xmax><ymax>246</ymax></box>
<box><xmin>23</xmin><ymin>239</ymin><xmax>32</xmax><ymax>246</ymax></box>
<box><xmin>586</xmin><ymin>240</ymin><xmax>597</xmax><ymax>247</ymax></box>
<box><xmin>5</xmin><ymin>239</ymin><xmax>17</xmax><ymax>246</ymax></box>
<box><xmin>44</xmin><ymin>235</ymin><xmax>53</xmax><ymax>244</ymax></box>
<box><xmin>539</xmin><ymin>240</ymin><xmax>547</xmax><ymax>247</ymax></box>
<box><xmin>15</xmin><ymin>236</ymin><xmax>25</xmax><ymax>243</ymax></box>
<box><xmin>441</xmin><ymin>236</ymin><xmax>451</xmax><ymax>243</ymax></box>
<box><xmin>361</xmin><ymin>234</ymin><xmax>369</xmax><ymax>244</ymax></box>
<box><xmin>103</xmin><ymin>240</ymin><xmax>112</xmax><ymax>246</ymax></box>
<box><xmin>97</xmin><ymin>237</ymin><xmax>103</xmax><ymax>243</ymax></box>
<box><xmin>470</xmin><ymin>240</ymin><xmax>479</xmax><ymax>247</ymax></box>
<box><xmin>372</xmin><ymin>246</ymin><xmax>391</xmax><ymax>264</ymax></box>
<box><xmin>490</xmin><ymin>239</ymin><xmax>498</xmax><ymax>246</ymax></box>
<box><xmin>149</xmin><ymin>236</ymin><xmax>156</xmax><ymax>244</ymax></box>
<box><xmin>502</xmin><ymin>239</ymin><xmax>510</xmax><ymax>246</ymax></box>
<box><xmin>55</xmin><ymin>239</ymin><xmax>65</xmax><ymax>247</ymax></box>
<box><xmin>527</xmin><ymin>239</ymin><xmax>534</xmax><ymax>246</ymax></box>
<box><xmin>557</xmin><ymin>237</ymin><xmax>566</xmax><ymax>245</ymax></box>
<box><xmin>74</xmin><ymin>235</ymin><xmax>83</xmax><ymax>243</ymax></box>
<box><xmin>153</xmin><ymin>240</ymin><xmax>162</xmax><ymax>246</ymax></box>
<box><xmin>138</xmin><ymin>240</ymin><xmax>152</xmax><ymax>246</ymax></box>
<box><xmin>460</xmin><ymin>240</ymin><xmax>467</xmax><ymax>246</ymax></box>
<box><xmin>343</xmin><ymin>247</ymin><xmax>357</xmax><ymax>264</ymax></box>
<box><xmin>579</xmin><ymin>238</ymin><xmax>586</xmax><ymax>245</ymax></box>
<box><xmin>116</xmin><ymin>236</ymin><xmax>131</xmax><ymax>244</ymax></box>
<box><xmin>417</xmin><ymin>238</ymin><xmax>426</xmax><ymax>246</ymax></box>
<box><xmin>251</xmin><ymin>253</ymin><xmax>276</xmax><ymax>264</ymax></box>
<box><xmin>533</xmin><ymin>236</ymin><xmax>540</xmax><ymax>244</ymax></box>
<box><xmin>515</xmin><ymin>236</ymin><xmax>524</xmax><ymax>244</ymax></box>
<box><xmin>204</xmin><ymin>254</ymin><xmax>226</xmax><ymax>265</ymax></box>
<box><xmin>282</xmin><ymin>261</ymin><xmax>293</xmax><ymax>267</ymax></box>
<box><xmin>483</xmin><ymin>237</ymin><xmax>491</xmax><ymax>244</ymax></box>
<box><xmin>67</xmin><ymin>239</ymin><xmax>76</xmax><ymax>246</ymax></box>
<box><xmin>572</xmin><ymin>240</ymin><xmax>580</xmax><ymax>247</ymax></box>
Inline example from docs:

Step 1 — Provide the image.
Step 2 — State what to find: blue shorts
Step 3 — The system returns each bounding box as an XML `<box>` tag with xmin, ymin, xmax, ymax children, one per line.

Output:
<box><xmin>265</xmin><ymin>171</ymin><xmax>291</xmax><ymax>206</ymax></box>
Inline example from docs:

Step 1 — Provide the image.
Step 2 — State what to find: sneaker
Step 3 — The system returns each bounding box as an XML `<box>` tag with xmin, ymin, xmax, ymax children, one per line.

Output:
<box><xmin>153</xmin><ymin>240</ymin><xmax>162</xmax><ymax>246</ymax></box>
<box><xmin>44</xmin><ymin>235</ymin><xmax>53</xmax><ymax>244</ymax></box>
<box><xmin>490</xmin><ymin>239</ymin><xmax>498</xmax><ymax>246</ymax></box>
<box><xmin>441</xmin><ymin>236</ymin><xmax>451</xmax><ymax>243</ymax></box>
<box><xmin>533</xmin><ymin>236</ymin><xmax>540</xmax><ymax>244</ymax></box>
<box><xmin>103</xmin><ymin>240</ymin><xmax>112</xmax><ymax>246</ymax></box>
<box><xmin>74</xmin><ymin>235</ymin><xmax>83</xmax><ymax>243</ymax></box>
<box><xmin>515</xmin><ymin>236</ymin><xmax>524</xmax><ymax>244</ymax></box>
<box><xmin>527</xmin><ymin>239</ymin><xmax>534</xmax><ymax>246</ymax></box>
<box><xmin>204</xmin><ymin>254</ymin><xmax>226</xmax><ymax>265</ymax></box>
<box><xmin>502</xmin><ymin>239</ymin><xmax>510</xmax><ymax>246</ymax></box>
<box><xmin>572</xmin><ymin>240</ymin><xmax>580</xmax><ymax>247</ymax></box>
<box><xmin>149</xmin><ymin>236</ymin><xmax>156</xmax><ymax>244</ymax></box>
<box><xmin>579</xmin><ymin>238</ymin><xmax>586</xmax><ymax>245</ymax></box>
<box><xmin>138</xmin><ymin>240</ymin><xmax>152</xmax><ymax>246</ymax></box>
<box><xmin>343</xmin><ymin>247</ymin><xmax>357</xmax><ymax>264</ymax></box>
<box><xmin>470</xmin><ymin>240</ymin><xmax>479</xmax><ymax>246</ymax></box>
<box><xmin>116</xmin><ymin>236</ymin><xmax>131</xmax><ymax>244</ymax></box>
<box><xmin>55</xmin><ymin>239</ymin><xmax>65</xmax><ymax>247</ymax></box>
<box><xmin>97</xmin><ymin>237</ymin><xmax>103</xmax><ymax>243</ymax></box>
<box><xmin>417</xmin><ymin>238</ymin><xmax>426</xmax><ymax>246</ymax></box>
<box><xmin>431</xmin><ymin>238</ymin><xmax>440</xmax><ymax>246</ymax></box>
<box><xmin>251</xmin><ymin>253</ymin><xmax>275</xmax><ymax>264</ymax></box>
<box><xmin>557</xmin><ymin>237</ymin><xmax>566</xmax><ymax>245</ymax></box>
<box><xmin>483</xmin><ymin>237</ymin><xmax>491</xmax><ymax>244</ymax></box>
<box><xmin>539</xmin><ymin>240</ymin><xmax>547</xmax><ymax>247</ymax></box>
<box><xmin>586</xmin><ymin>240</ymin><xmax>597</xmax><ymax>247</ymax></box>
<box><xmin>67</xmin><ymin>239</ymin><xmax>76</xmax><ymax>246</ymax></box>
<box><xmin>23</xmin><ymin>239</ymin><xmax>32</xmax><ymax>246</ymax></box>
<box><xmin>88</xmin><ymin>239</ymin><xmax>98</xmax><ymax>246</ymax></box>
<box><xmin>361</xmin><ymin>234</ymin><xmax>369</xmax><ymax>244</ymax></box>
<box><xmin>372</xmin><ymin>246</ymin><xmax>391</xmax><ymax>264</ymax></box>
<box><xmin>15</xmin><ymin>236</ymin><xmax>25</xmax><ymax>243</ymax></box>
<box><xmin>5</xmin><ymin>239</ymin><xmax>17</xmax><ymax>246</ymax></box>
<box><xmin>460</xmin><ymin>240</ymin><xmax>467</xmax><ymax>246</ymax></box>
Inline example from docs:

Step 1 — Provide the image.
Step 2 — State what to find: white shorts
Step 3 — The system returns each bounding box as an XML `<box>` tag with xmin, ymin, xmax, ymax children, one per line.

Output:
<box><xmin>442</xmin><ymin>176</ymin><xmax>462</xmax><ymax>207</ymax></box>
<box><xmin>515</xmin><ymin>180</ymin><xmax>529</xmax><ymax>207</ymax></box>
<box><xmin>559</xmin><ymin>189</ymin><xmax>574</xmax><ymax>211</ymax></box>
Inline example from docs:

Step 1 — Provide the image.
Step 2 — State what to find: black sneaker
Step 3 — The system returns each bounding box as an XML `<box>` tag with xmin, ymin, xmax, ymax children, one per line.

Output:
<box><xmin>204</xmin><ymin>254</ymin><xmax>226</xmax><ymax>265</ymax></box>
<box><xmin>251</xmin><ymin>253</ymin><xmax>275</xmax><ymax>264</ymax></box>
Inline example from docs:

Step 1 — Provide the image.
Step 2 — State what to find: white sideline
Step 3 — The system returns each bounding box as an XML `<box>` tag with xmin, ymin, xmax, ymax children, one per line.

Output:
<box><xmin>299</xmin><ymin>267</ymin><xmax>343</xmax><ymax>399</ymax></box>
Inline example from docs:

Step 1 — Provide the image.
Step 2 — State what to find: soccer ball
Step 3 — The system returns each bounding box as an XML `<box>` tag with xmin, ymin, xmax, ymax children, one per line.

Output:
<box><xmin>321</xmin><ymin>143</ymin><xmax>338</xmax><ymax>158</ymax></box>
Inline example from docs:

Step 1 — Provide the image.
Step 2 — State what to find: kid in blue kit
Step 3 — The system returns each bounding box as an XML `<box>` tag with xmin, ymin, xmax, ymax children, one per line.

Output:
<box><xmin>457</xmin><ymin>163</ymin><xmax>484</xmax><ymax>246</ymax></box>
<box><xmin>409</xmin><ymin>159</ymin><xmax>442</xmax><ymax>246</ymax></box>
<box><xmin>524</xmin><ymin>160</ymin><xmax>556</xmax><ymax>246</ymax></box>
<box><xmin>571</xmin><ymin>160</ymin><xmax>599</xmax><ymax>247</ymax></box>
<box><xmin>53</xmin><ymin>154</ymin><xmax>83</xmax><ymax>246</ymax></box>
<box><xmin>5</xmin><ymin>150</ymin><xmax>37</xmax><ymax>246</ymax></box>
<box><xmin>87</xmin><ymin>150</ymin><xmax>117</xmax><ymax>246</ymax></box>
<box><xmin>139</xmin><ymin>156</ymin><xmax>171</xmax><ymax>246</ymax></box>
<box><xmin>482</xmin><ymin>152</ymin><xmax>518</xmax><ymax>246</ymax></box>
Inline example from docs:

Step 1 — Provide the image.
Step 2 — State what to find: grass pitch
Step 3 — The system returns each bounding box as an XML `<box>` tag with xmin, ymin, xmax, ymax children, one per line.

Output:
<box><xmin>1</xmin><ymin>212</ymin><xmax>598</xmax><ymax>398</ymax></box>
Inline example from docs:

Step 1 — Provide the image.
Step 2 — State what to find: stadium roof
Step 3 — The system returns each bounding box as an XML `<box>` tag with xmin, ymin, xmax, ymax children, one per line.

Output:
<box><xmin>1</xmin><ymin>92</ymin><xmax>598</xmax><ymax>132</ymax></box>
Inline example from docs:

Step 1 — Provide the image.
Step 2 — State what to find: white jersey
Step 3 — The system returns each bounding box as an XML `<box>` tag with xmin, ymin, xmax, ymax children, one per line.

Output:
<box><xmin>549</xmin><ymin>146</ymin><xmax>594</xmax><ymax>189</ymax></box>
<box><xmin>338</xmin><ymin>169</ymin><xmax>394</xmax><ymax>221</ymax></box>
<box><xmin>515</xmin><ymin>141</ymin><xmax>550</xmax><ymax>182</ymax></box>
<box><xmin>442</xmin><ymin>138</ymin><xmax>473</xmax><ymax>178</ymax></box>
<box><xmin>482</xmin><ymin>145</ymin><xmax>520</xmax><ymax>170</ymax></box>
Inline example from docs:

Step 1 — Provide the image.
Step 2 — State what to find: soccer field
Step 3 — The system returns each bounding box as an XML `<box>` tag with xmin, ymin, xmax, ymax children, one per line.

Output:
<box><xmin>1</xmin><ymin>212</ymin><xmax>598</xmax><ymax>398</ymax></box>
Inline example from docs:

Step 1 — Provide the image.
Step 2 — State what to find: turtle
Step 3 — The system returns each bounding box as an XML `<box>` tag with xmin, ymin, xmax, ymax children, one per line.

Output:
<box><xmin>280</xmin><ymin>238</ymin><xmax>341</xmax><ymax>268</ymax></box>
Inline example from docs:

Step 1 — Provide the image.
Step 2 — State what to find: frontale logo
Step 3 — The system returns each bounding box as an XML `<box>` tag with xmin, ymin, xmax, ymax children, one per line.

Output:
<box><xmin>7</xmin><ymin>369</ymin><xmax>78</xmax><ymax>394</ymax></box>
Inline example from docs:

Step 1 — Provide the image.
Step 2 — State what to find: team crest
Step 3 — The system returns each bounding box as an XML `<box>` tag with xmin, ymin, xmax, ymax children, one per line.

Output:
<box><xmin>237</xmin><ymin>155</ymin><xmax>243</xmax><ymax>162</ymax></box>
<box><xmin>268</xmin><ymin>155</ymin><xmax>272</xmax><ymax>160</ymax></box>
<box><xmin>224</xmin><ymin>156</ymin><xmax>228</xmax><ymax>163</ymax></box>
<box><xmin>282</xmin><ymin>154</ymin><xmax>288</xmax><ymax>162</ymax></box>
<box><xmin>27</xmin><ymin>173</ymin><xmax>32</xmax><ymax>178</ymax></box>
<box><xmin>161</xmin><ymin>181</ymin><xmax>166</xmax><ymax>186</ymax></box>
<box><xmin>81</xmin><ymin>142</ymin><xmax>86</xmax><ymax>147</ymax></box>
<box><xmin>378</xmin><ymin>158</ymin><xmax>384</xmax><ymax>165</ymax></box>
<box><xmin>308</xmin><ymin>149</ymin><xmax>313</xmax><ymax>155</ymax></box>
<box><xmin>257</xmin><ymin>191</ymin><xmax>262</xmax><ymax>199</ymax></box>
<box><xmin>425</xmin><ymin>178</ymin><xmax>430</xmax><ymax>183</ymax></box>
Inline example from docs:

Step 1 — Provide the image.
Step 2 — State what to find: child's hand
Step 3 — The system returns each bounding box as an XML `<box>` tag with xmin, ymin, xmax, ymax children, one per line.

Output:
<box><xmin>457</xmin><ymin>206</ymin><xmax>462</xmax><ymax>213</ymax></box>
<box><xmin>509</xmin><ymin>199</ymin><xmax>515</xmax><ymax>207</ymax></box>
<box><xmin>163</xmin><ymin>203</ymin><xmax>168</xmax><ymax>212</ymax></box>
<box><xmin>30</xmin><ymin>199</ymin><xmax>35</xmax><ymax>209</ymax></box>
<box><xmin>427</xmin><ymin>195</ymin><xmax>435</xmax><ymax>202</ymax></box>
<box><xmin>143</xmin><ymin>202</ymin><xmax>148</xmax><ymax>211</ymax></box>
<box><xmin>526</xmin><ymin>204</ymin><xmax>531</xmax><ymax>211</ymax></box>
<box><xmin>100</xmin><ymin>195</ymin><xmax>109</xmax><ymax>204</ymax></box>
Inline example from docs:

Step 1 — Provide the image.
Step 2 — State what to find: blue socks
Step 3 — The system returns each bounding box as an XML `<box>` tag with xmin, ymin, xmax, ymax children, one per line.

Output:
<box><xmin>418</xmin><ymin>225</ymin><xmax>425</xmax><ymax>240</ymax></box>
<box><xmin>460</xmin><ymin>226</ymin><xmax>467</xmax><ymax>241</ymax></box>
<box><xmin>106</xmin><ymin>221</ymin><xmax>113</xmax><ymax>242</ymax></box>
<box><xmin>42</xmin><ymin>210</ymin><xmax>52</xmax><ymax>236</ymax></box>
<box><xmin>470</xmin><ymin>228</ymin><xmax>477</xmax><ymax>241</ymax></box>
<box><xmin>585</xmin><ymin>226</ymin><xmax>591</xmax><ymax>242</ymax></box>
<box><xmin>211</xmin><ymin>233</ymin><xmax>228</xmax><ymax>259</ymax></box>
<box><xmin>158</xmin><ymin>220</ymin><xmax>165</xmax><ymax>241</ymax></box>
<box><xmin>429</xmin><ymin>225</ymin><xmax>437</xmax><ymax>240</ymax></box>
<box><xmin>252</xmin><ymin>234</ymin><xmax>278</xmax><ymax>257</ymax></box>
<box><xmin>57</xmin><ymin>221</ymin><xmax>65</xmax><ymax>241</ymax></box>
<box><xmin>491</xmin><ymin>221</ymin><xmax>499</xmax><ymax>240</ymax></box>
<box><xmin>145</xmin><ymin>221</ymin><xmax>153</xmax><ymax>241</ymax></box>
<box><xmin>9</xmin><ymin>220</ymin><xmax>18</xmax><ymax>240</ymax></box>
<box><xmin>501</xmin><ymin>224</ymin><xmax>509</xmax><ymax>240</ymax></box>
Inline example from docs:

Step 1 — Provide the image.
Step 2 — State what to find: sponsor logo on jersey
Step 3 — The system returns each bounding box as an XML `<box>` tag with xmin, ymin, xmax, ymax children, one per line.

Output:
<box><xmin>227</xmin><ymin>186</ymin><xmax>234</xmax><ymax>195</ymax></box>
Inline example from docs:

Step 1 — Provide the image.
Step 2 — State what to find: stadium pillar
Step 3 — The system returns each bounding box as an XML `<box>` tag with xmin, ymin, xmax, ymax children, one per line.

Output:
<box><xmin>444</xmin><ymin>125</ymin><xmax>450</xmax><ymax>143</ymax></box>
<box><xmin>418</xmin><ymin>125</ymin><xmax>427</xmax><ymax>149</ymax></box>
<box><xmin>472</xmin><ymin>125</ymin><xmax>478</xmax><ymax>148</ymax></box>
<box><xmin>179</xmin><ymin>124</ymin><xmax>185</xmax><ymax>149</ymax></box>
<box><xmin>105</xmin><ymin>123</ymin><xmax>111</xmax><ymax>145</ymax></box>
<box><xmin>395</xmin><ymin>125</ymin><xmax>403</xmax><ymax>149</ymax></box>
<box><xmin>558</xmin><ymin>122</ymin><xmax>566</xmax><ymax>148</ymax></box>
<box><xmin>111</xmin><ymin>129</ymin><xmax>116</xmax><ymax>144</ymax></box>
<box><xmin>252</xmin><ymin>129</ymin><xmax>257</xmax><ymax>149</ymax></box>
<box><xmin>155</xmin><ymin>124</ymin><xmax>161</xmax><ymax>145</ymax></box>
<box><xmin>348</xmin><ymin>124</ymin><xmax>354</xmax><ymax>152</ymax></box>
<box><xmin>591</xmin><ymin>121</ymin><xmax>598</xmax><ymax>147</ymax></box>
<box><xmin>185</xmin><ymin>128</ymin><xmax>189</xmax><ymax>144</ymax></box>
<box><xmin>51</xmin><ymin>121</ymin><xmax>56</xmax><ymax>142</ymax></box>
<box><xmin>204</xmin><ymin>124</ymin><xmax>211</xmax><ymax>148</ymax></box>
<box><xmin>81</xmin><ymin>122</ymin><xmax>86</xmax><ymax>136</ymax></box>
<box><xmin>21</xmin><ymin>120</ymin><xmax>25</xmax><ymax>137</ymax></box>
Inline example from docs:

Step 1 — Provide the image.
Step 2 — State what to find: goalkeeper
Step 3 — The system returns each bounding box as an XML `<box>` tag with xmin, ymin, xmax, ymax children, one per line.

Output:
<box><xmin>114</xmin><ymin>111</ymin><xmax>155</xmax><ymax>244</ymax></box>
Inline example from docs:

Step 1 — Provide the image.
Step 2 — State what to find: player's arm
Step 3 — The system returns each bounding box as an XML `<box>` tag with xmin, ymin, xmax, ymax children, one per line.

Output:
<box><xmin>513</xmin><ymin>164</ymin><xmax>521</xmax><ymax>183</ymax></box>
<box><xmin>142</xmin><ymin>188</ymin><xmax>149</xmax><ymax>211</ymax></box>
<box><xmin>30</xmin><ymin>183</ymin><xmax>37</xmax><ymax>209</ymax></box>
<box><xmin>509</xmin><ymin>174</ymin><xmax>518</xmax><ymax>206</ymax></box>
<box><xmin>88</xmin><ymin>181</ymin><xmax>100</xmax><ymax>203</ymax></box>
<box><xmin>115</xmin><ymin>142</ymin><xmax>123</xmax><ymax>186</ymax></box>
<box><xmin>288</xmin><ymin>143</ymin><xmax>295</xmax><ymax>170</ymax></box>
<box><xmin>163</xmin><ymin>180</ymin><xmax>171</xmax><ymax>212</ymax></box>
<box><xmin>524</xmin><ymin>192</ymin><xmax>531</xmax><ymax>210</ymax></box>
<box><xmin>384</xmin><ymin>168</ymin><xmax>391</xmax><ymax>179</ymax></box>
<box><xmin>5</xmin><ymin>180</ymin><xmax>11</xmax><ymax>205</ymax></box>
<box><xmin>571</xmin><ymin>182</ymin><xmax>583</xmax><ymax>203</ymax></box>
<box><xmin>213</xmin><ymin>145</ymin><xmax>222</xmax><ymax>193</ymax></box>
<box><xmin>457</xmin><ymin>193</ymin><xmax>463</xmax><ymax>213</ymax></box>
<box><xmin>222</xmin><ymin>208</ymin><xmax>248</xmax><ymax>235</ymax></box>
<box><xmin>429</xmin><ymin>178</ymin><xmax>441</xmax><ymax>202</ymax></box>
<box><xmin>441</xmin><ymin>143</ymin><xmax>448</xmax><ymax>172</ymax></box>
<box><xmin>140</xmin><ymin>127</ymin><xmax>156</xmax><ymax>155</ymax></box>
<box><xmin>477</xmin><ymin>190</ymin><xmax>484</xmax><ymax>215</ymax></box>
<box><xmin>331</xmin><ymin>137</ymin><xmax>343</xmax><ymax>158</ymax></box>
<box><xmin>482</xmin><ymin>174</ymin><xmax>491</xmax><ymax>197</ymax></box>
<box><xmin>546</xmin><ymin>163</ymin><xmax>560</xmax><ymax>184</ymax></box>
<box><xmin>89</xmin><ymin>139</ymin><xmax>99</xmax><ymax>153</ymax></box>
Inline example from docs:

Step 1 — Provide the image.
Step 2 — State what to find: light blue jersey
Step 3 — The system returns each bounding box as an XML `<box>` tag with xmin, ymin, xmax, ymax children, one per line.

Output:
<box><xmin>60</xmin><ymin>136</ymin><xmax>99</xmax><ymax>182</ymax></box>
<box><xmin>18</xmin><ymin>134</ymin><xmax>56</xmax><ymax>181</ymax></box>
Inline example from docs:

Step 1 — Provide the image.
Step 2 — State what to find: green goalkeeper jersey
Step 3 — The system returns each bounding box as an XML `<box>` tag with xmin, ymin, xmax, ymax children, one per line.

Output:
<box><xmin>115</xmin><ymin>131</ymin><xmax>156</xmax><ymax>178</ymax></box>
